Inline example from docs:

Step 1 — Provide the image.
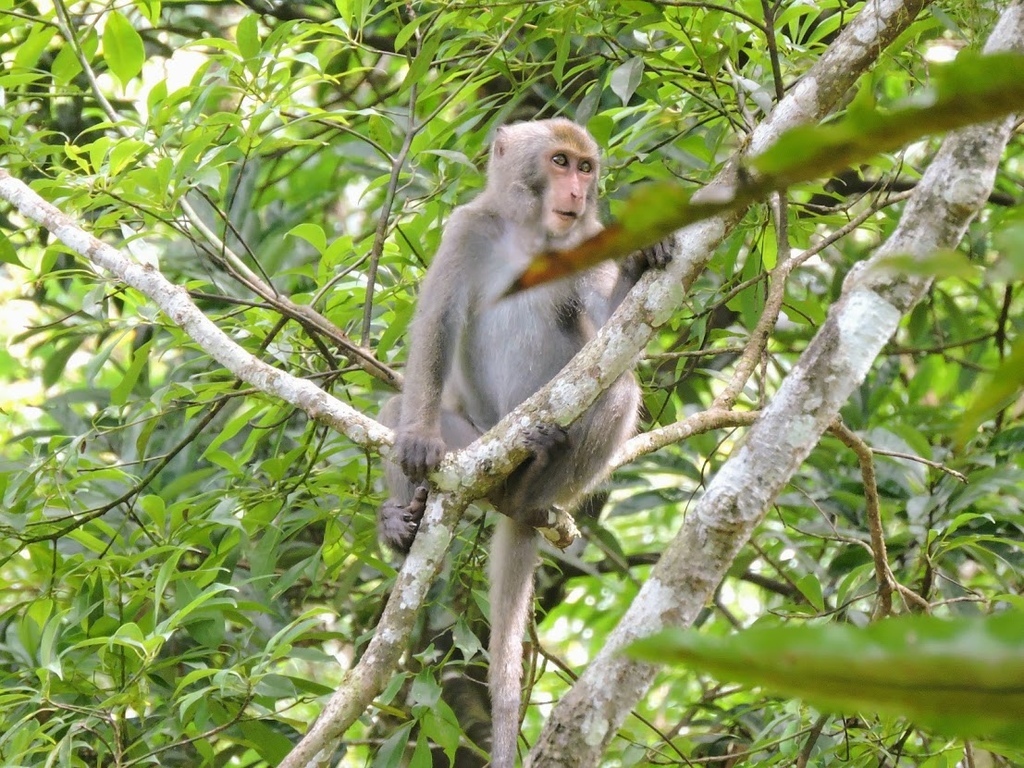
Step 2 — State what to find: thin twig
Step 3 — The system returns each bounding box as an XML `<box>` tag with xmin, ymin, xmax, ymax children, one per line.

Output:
<box><xmin>829</xmin><ymin>421</ymin><xmax>931</xmax><ymax>617</ymax></box>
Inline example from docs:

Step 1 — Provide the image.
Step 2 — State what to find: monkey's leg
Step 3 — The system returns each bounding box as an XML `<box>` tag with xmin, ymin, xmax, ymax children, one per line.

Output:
<box><xmin>512</xmin><ymin>374</ymin><xmax>640</xmax><ymax>519</ymax></box>
<box><xmin>378</xmin><ymin>396</ymin><xmax>481</xmax><ymax>552</ymax></box>
<box><xmin>523</xmin><ymin>423</ymin><xmax>569</xmax><ymax>463</ymax></box>
<box><xmin>564</xmin><ymin>375</ymin><xmax>640</xmax><ymax>491</ymax></box>
<box><xmin>495</xmin><ymin>423</ymin><xmax>571</xmax><ymax>526</ymax></box>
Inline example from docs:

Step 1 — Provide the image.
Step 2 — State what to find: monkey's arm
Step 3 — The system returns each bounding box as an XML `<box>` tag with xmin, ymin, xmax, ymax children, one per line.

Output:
<box><xmin>393</xmin><ymin>214</ymin><xmax>479</xmax><ymax>481</ymax></box>
<box><xmin>394</xmin><ymin>277</ymin><xmax>456</xmax><ymax>479</ymax></box>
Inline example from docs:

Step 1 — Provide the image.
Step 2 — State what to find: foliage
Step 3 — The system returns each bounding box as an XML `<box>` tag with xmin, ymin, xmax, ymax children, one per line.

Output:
<box><xmin>511</xmin><ymin>51</ymin><xmax>1024</xmax><ymax>290</ymax></box>
<box><xmin>0</xmin><ymin>1</ymin><xmax>1022</xmax><ymax>767</ymax></box>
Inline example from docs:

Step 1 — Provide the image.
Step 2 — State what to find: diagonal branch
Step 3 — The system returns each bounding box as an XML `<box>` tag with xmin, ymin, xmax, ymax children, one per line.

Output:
<box><xmin>0</xmin><ymin>171</ymin><xmax>392</xmax><ymax>455</ymax></box>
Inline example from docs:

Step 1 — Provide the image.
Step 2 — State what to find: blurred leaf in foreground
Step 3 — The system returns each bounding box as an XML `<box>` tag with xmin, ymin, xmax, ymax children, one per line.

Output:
<box><xmin>507</xmin><ymin>51</ymin><xmax>1024</xmax><ymax>294</ymax></box>
<box><xmin>628</xmin><ymin>612</ymin><xmax>1024</xmax><ymax>747</ymax></box>
<box><xmin>956</xmin><ymin>336</ymin><xmax>1024</xmax><ymax>447</ymax></box>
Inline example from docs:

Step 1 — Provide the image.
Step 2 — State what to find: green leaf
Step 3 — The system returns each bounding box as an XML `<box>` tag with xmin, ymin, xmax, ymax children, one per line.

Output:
<box><xmin>409</xmin><ymin>670</ymin><xmax>442</xmax><ymax>707</ymax></box>
<box><xmin>51</xmin><ymin>42</ymin><xmax>83</xmax><ymax>87</ymax></box>
<box><xmin>610</xmin><ymin>57</ymin><xmax>644</xmax><ymax>106</ymax></box>
<box><xmin>238</xmin><ymin>719</ymin><xmax>294</xmax><ymax>764</ymax></box>
<box><xmin>957</xmin><ymin>336</ymin><xmax>1024</xmax><ymax>446</ymax></box>
<box><xmin>403</xmin><ymin>33</ymin><xmax>441</xmax><ymax>95</ymax></box>
<box><xmin>38</xmin><ymin>614</ymin><xmax>64</xmax><ymax>679</ymax></box>
<box><xmin>156</xmin><ymin>583</ymin><xmax>236</xmax><ymax>637</ymax></box>
<box><xmin>419</xmin><ymin>698</ymin><xmax>462</xmax><ymax>761</ymax></box>
<box><xmin>236</xmin><ymin>13</ymin><xmax>260</xmax><ymax>61</ymax></box>
<box><xmin>795</xmin><ymin>573</ymin><xmax>824</xmax><ymax>612</ymax></box>
<box><xmin>108</xmin><ymin>138</ymin><xmax>149</xmax><ymax>176</ymax></box>
<box><xmin>629</xmin><ymin>612</ymin><xmax>1024</xmax><ymax>747</ymax></box>
<box><xmin>111</xmin><ymin>621</ymin><xmax>148</xmax><ymax>650</ymax></box>
<box><xmin>42</xmin><ymin>337</ymin><xmax>85</xmax><ymax>388</ymax></box>
<box><xmin>554</xmin><ymin>20</ymin><xmax>570</xmax><ymax>84</ymax></box>
<box><xmin>13</xmin><ymin>24</ymin><xmax>55</xmax><ymax>71</ymax></box>
<box><xmin>103</xmin><ymin>11</ymin><xmax>146</xmax><ymax>89</ymax></box>
<box><xmin>409</xmin><ymin>731</ymin><xmax>434</xmax><ymax>767</ymax></box>
<box><xmin>289</xmin><ymin>222</ymin><xmax>327</xmax><ymax>254</ymax></box>
<box><xmin>394</xmin><ymin>12</ymin><xmax>431</xmax><ymax>51</ymax></box>
<box><xmin>0</xmin><ymin>230</ymin><xmax>24</xmax><ymax>268</ymax></box>
<box><xmin>372</xmin><ymin>721</ymin><xmax>414</xmax><ymax>768</ymax></box>
<box><xmin>132</xmin><ymin>0</ymin><xmax>162</xmax><ymax>25</ymax></box>
<box><xmin>111</xmin><ymin>338</ymin><xmax>152</xmax><ymax>405</ymax></box>
<box><xmin>19</xmin><ymin>599</ymin><xmax>54</xmax><ymax>659</ymax></box>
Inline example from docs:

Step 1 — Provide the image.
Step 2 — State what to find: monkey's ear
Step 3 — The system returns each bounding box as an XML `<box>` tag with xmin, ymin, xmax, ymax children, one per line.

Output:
<box><xmin>494</xmin><ymin>126</ymin><xmax>508</xmax><ymax>157</ymax></box>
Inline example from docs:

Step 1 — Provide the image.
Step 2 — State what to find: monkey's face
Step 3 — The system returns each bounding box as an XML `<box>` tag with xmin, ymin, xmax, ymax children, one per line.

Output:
<box><xmin>543</xmin><ymin>149</ymin><xmax>596</xmax><ymax>237</ymax></box>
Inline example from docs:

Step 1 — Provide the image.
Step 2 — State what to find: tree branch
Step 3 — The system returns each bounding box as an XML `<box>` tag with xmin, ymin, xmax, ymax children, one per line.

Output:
<box><xmin>829</xmin><ymin>421</ymin><xmax>930</xmax><ymax>617</ymax></box>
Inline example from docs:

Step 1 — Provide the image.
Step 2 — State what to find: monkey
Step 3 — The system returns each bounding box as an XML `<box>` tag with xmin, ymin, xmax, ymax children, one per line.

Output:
<box><xmin>377</xmin><ymin>118</ymin><xmax>672</xmax><ymax>768</ymax></box>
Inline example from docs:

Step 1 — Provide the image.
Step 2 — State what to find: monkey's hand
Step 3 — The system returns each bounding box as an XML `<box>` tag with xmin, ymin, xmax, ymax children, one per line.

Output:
<box><xmin>378</xmin><ymin>485</ymin><xmax>429</xmax><ymax>553</ymax></box>
<box><xmin>640</xmin><ymin>232</ymin><xmax>677</xmax><ymax>270</ymax></box>
<box><xmin>394</xmin><ymin>428</ymin><xmax>447</xmax><ymax>481</ymax></box>
<box><xmin>617</xmin><ymin>233</ymin><xmax>677</xmax><ymax>292</ymax></box>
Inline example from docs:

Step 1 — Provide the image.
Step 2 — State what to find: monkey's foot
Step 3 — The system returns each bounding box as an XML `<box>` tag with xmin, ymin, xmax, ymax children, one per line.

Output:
<box><xmin>502</xmin><ymin>424</ymin><xmax>570</xmax><ymax>512</ymax></box>
<box><xmin>377</xmin><ymin>485</ymin><xmax>429</xmax><ymax>554</ymax></box>
<box><xmin>523</xmin><ymin>423</ymin><xmax>569</xmax><ymax>466</ymax></box>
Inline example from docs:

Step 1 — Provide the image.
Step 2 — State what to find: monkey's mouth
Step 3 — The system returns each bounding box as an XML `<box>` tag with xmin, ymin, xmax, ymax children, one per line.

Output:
<box><xmin>554</xmin><ymin>210</ymin><xmax>578</xmax><ymax>220</ymax></box>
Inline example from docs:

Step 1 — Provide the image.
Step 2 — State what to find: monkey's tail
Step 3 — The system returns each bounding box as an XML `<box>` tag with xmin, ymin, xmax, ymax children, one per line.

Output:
<box><xmin>487</xmin><ymin>516</ymin><xmax>540</xmax><ymax>768</ymax></box>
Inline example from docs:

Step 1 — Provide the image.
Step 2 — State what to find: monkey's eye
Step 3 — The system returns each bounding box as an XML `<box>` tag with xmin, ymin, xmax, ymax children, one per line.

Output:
<box><xmin>578</xmin><ymin>160</ymin><xmax>593</xmax><ymax>174</ymax></box>
<box><xmin>552</xmin><ymin>153</ymin><xmax>569</xmax><ymax>167</ymax></box>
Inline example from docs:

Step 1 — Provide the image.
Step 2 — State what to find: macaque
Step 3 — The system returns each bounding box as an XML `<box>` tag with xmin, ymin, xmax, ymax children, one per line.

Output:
<box><xmin>378</xmin><ymin>118</ymin><xmax>671</xmax><ymax>768</ymax></box>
